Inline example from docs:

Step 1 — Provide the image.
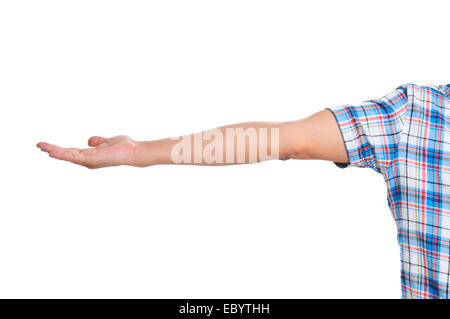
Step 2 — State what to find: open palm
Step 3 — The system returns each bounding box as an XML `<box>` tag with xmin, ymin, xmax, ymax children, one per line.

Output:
<box><xmin>37</xmin><ymin>135</ymin><xmax>137</xmax><ymax>169</ymax></box>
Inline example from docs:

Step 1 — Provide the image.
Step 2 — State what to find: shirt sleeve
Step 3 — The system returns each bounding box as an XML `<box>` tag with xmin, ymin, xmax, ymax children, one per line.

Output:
<box><xmin>325</xmin><ymin>85</ymin><xmax>408</xmax><ymax>175</ymax></box>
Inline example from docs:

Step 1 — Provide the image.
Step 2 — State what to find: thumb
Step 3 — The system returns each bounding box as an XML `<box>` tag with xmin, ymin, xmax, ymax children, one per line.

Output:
<box><xmin>88</xmin><ymin>136</ymin><xmax>108</xmax><ymax>147</ymax></box>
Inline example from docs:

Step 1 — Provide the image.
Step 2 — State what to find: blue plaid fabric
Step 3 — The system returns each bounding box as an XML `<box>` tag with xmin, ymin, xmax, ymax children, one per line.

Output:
<box><xmin>326</xmin><ymin>83</ymin><xmax>450</xmax><ymax>299</ymax></box>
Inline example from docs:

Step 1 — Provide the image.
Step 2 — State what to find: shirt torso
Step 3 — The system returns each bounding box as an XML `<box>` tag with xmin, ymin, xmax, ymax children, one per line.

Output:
<box><xmin>327</xmin><ymin>83</ymin><xmax>450</xmax><ymax>298</ymax></box>
<box><xmin>385</xmin><ymin>84</ymin><xmax>450</xmax><ymax>298</ymax></box>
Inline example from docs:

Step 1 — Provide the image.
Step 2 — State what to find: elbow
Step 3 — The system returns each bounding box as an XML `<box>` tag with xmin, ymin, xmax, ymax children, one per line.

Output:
<box><xmin>280</xmin><ymin>140</ymin><xmax>311</xmax><ymax>161</ymax></box>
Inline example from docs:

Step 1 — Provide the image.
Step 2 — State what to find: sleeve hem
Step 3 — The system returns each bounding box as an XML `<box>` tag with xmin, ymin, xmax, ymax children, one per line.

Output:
<box><xmin>325</xmin><ymin>107</ymin><xmax>351</xmax><ymax>169</ymax></box>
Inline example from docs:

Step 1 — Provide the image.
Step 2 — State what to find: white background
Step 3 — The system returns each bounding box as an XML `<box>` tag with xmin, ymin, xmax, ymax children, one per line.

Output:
<box><xmin>0</xmin><ymin>0</ymin><xmax>449</xmax><ymax>298</ymax></box>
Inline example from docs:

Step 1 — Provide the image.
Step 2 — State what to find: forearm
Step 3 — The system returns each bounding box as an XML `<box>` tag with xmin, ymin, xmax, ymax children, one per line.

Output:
<box><xmin>132</xmin><ymin>121</ymin><xmax>306</xmax><ymax>167</ymax></box>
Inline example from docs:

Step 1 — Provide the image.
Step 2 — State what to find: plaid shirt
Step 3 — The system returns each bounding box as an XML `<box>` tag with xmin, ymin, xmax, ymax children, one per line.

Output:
<box><xmin>326</xmin><ymin>83</ymin><xmax>450</xmax><ymax>299</ymax></box>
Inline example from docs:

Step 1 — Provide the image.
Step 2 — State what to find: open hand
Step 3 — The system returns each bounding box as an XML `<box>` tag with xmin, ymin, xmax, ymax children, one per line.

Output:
<box><xmin>37</xmin><ymin>135</ymin><xmax>138</xmax><ymax>169</ymax></box>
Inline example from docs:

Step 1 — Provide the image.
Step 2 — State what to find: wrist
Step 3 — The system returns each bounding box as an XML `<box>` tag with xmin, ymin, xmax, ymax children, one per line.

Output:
<box><xmin>130</xmin><ymin>141</ymin><xmax>152</xmax><ymax>167</ymax></box>
<box><xmin>131</xmin><ymin>140</ymin><xmax>171</xmax><ymax>167</ymax></box>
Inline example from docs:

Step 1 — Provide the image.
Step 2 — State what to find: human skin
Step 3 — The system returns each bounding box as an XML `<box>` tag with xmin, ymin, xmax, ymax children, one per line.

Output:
<box><xmin>36</xmin><ymin>109</ymin><xmax>348</xmax><ymax>169</ymax></box>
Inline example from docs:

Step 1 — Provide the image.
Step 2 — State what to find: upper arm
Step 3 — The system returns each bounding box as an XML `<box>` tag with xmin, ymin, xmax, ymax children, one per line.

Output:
<box><xmin>280</xmin><ymin>109</ymin><xmax>350</xmax><ymax>163</ymax></box>
<box><xmin>281</xmin><ymin>86</ymin><xmax>408</xmax><ymax>174</ymax></box>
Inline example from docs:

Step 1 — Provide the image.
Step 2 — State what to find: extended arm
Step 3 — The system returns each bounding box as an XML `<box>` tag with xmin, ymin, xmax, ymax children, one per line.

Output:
<box><xmin>36</xmin><ymin>109</ymin><xmax>348</xmax><ymax>169</ymax></box>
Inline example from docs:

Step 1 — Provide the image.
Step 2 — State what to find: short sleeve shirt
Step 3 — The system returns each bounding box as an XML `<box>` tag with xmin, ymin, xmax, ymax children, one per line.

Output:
<box><xmin>326</xmin><ymin>84</ymin><xmax>450</xmax><ymax>299</ymax></box>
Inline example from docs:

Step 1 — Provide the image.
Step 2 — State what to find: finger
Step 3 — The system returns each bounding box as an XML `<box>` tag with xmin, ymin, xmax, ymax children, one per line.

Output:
<box><xmin>37</xmin><ymin>142</ymin><xmax>79</xmax><ymax>155</ymax></box>
<box><xmin>36</xmin><ymin>142</ymin><xmax>60</xmax><ymax>153</ymax></box>
<box><xmin>88</xmin><ymin>136</ymin><xmax>108</xmax><ymax>147</ymax></box>
<box><xmin>37</xmin><ymin>142</ymin><xmax>95</xmax><ymax>167</ymax></box>
<box><xmin>49</xmin><ymin>146</ymin><xmax>87</xmax><ymax>165</ymax></box>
